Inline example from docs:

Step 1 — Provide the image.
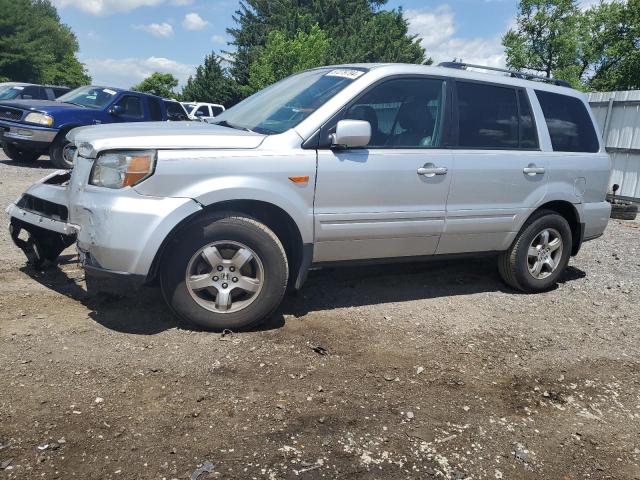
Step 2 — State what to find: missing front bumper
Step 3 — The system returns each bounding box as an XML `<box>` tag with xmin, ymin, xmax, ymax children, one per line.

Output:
<box><xmin>9</xmin><ymin>217</ymin><xmax>76</xmax><ymax>268</ymax></box>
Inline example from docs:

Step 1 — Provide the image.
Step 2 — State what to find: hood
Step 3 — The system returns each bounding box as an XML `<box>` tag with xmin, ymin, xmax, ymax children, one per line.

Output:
<box><xmin>68</xmin><ymin>121</ymin><xmax>266</xmax><ymax>157</ymax></box>
<box><xmin>0</xmin><ymin>99</ymin><xmax>81</xmax><ymax>114</ymax></box>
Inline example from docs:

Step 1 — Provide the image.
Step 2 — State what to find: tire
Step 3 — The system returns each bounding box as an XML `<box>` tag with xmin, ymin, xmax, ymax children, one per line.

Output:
<box><xmin>2</xmin><ymin>144</ymin><xmax>40</xmax><ymax>163</ymax></box>
<box><xmin>610</xmin><ymin>202</ymin><xmax>638</xmax><ymax>221</ymax></box>
<box><xmin>49</xmin><ymin>135</ymin><xmax>76</xmax><ymax>169</ymax></box>
<box><xmin>160</xmin><ymin>214</ymin><xmax>289</xmax><ymax>331</ymax></box>
<box><xmin>498</xmin><ymin>210</ymin><xmax>572</xmax><ymax>292</ymax></box>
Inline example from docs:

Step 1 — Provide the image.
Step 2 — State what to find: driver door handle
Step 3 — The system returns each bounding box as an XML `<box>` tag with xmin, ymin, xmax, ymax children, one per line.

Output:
<box><xmin>417</xmin><ymin>163</ymin><xmax>448</xmax><ymax>177</ymax></box>
<box><xmin>523</xmin><ymin>164</ymin><xmax>545</xmax><ymax>176</ymax></box>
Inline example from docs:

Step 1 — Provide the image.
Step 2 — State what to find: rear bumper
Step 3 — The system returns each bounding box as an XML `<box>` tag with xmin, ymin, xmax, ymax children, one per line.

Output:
<box><xmin>581</xmin><ymin>201</ymin><xmax>611</xmax><ymax>241</ymax></box>
<box><xmin>0</xmin><ymin>119</ymin><xmax>57</xmax><ymax>149</ymax></box>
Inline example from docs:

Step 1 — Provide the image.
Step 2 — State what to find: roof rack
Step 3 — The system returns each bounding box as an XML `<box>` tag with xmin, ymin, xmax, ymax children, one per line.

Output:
<box><xmin>437</xmin><ymin>62</ymin><xmax>572</xmax><ymax>88</ymax></box>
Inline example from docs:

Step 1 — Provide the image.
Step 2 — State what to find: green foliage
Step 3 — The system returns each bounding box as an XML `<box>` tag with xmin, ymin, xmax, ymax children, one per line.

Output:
<box><xmin>502</xmin><ymin>0</ymin><xmax>581</xmax><ymax>79</ymax></box>
<box><xmin>504</xmin><ymin>0</ymin><xmax>639</xmax><ymax>90</ymax></box>
<box><xmin>132</xmin><ymin>72</ymin><xmax>180</xmax><ymax>99</ymax></box>
<box><xmin>247</xmin><ymin>25</ymin><xmax>329</xmax><ymax>93</ymax></box>
<box><xmin>0</xmin><ymin>0</ymin><xmax>90</xmax><ymax>87</ymax></box>
<box><xmin>181</xmin><ymin>53</ymin><xmax>239</xmax><ymax>106</ymax></box>
<box><xmin>205</xmin><ymin>0</ymin><xmax>425</xmax><ymax>103</ymax></box>
<box><xmin>584</xmin><ymin>0</ymin><xmax>639</xmax><ymax>91</ymax></box>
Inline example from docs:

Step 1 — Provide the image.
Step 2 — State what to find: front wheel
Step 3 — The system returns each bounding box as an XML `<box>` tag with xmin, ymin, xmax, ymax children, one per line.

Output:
<box><xmin>498</xmin><ymin>210</ymin><xmax>572</xmax><ymax>292</ymax></box>
<box><xmin>49</xmin><ymin>136</ymin><xmax>76</xmax><ymax>169</ymax></box>
<box><xmin>3</xmin><ymin>144</ymin><xmax>40</xmax><ymax>163</ymax></box>
<box><xmin>160</xmin><ymin>214</ymin><xmax>289</xmax><ymax>331</ymax></box>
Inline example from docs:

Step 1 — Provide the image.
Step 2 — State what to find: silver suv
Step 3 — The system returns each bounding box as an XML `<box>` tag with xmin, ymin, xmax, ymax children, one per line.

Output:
<box><xmin>7</xmin><ymin>63</ymin><xmax>611</xmax><ymax>331</ymax></box>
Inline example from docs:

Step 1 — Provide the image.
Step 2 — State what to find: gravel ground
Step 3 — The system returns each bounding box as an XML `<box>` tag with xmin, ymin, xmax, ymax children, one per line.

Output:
<box><xmin>0</xmin><ymin>153</ymin><xmax>639</xmax><ymax>480</ymax></box>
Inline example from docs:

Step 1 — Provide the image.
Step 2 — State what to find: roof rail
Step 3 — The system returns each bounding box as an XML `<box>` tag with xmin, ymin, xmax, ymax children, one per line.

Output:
<box><xmin>437</xmin><ymin>62</ymin><xmax>572</xmax><ymax>88</ymax></box>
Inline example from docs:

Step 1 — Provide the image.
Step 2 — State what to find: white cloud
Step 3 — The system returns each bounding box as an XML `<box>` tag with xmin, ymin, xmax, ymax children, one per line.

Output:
<box><xmin>182</xmin><ymin>12</ymin><xmax>208</xmax><ymax>30</ymax></box>
<box><xmin>53</xmin><ymin>0</ymin><xmax>191</xmax><ymax>15</ymax></box>
<box><xmin>407</xmin><ymin>6</ymin><xmax>506</xmax><ymax>68</ymax></box>
<box><xmin>84</xmin><ymin>56</ymin><xmax>195</xmax><ymax>88</ymax></box>
<box><xmin>134</xmin><ymin>22</ymin><xmax>174</xmax><ymax>37</ymax></box>
<box><xmin>211</xmin><ymin>34</ymin><xmax>226</xmax><ymax>45</ymax></box>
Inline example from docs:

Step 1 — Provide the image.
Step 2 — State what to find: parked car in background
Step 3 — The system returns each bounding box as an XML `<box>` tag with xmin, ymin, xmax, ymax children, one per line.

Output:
<box><xmin>0</xmin><ymin>82</ymin><xmax>70</xmax><ymax>101</ymax></box>
<box><xmin>182</xmin><ymin>102</ymin><xmax>225</xmax><ymax>122</ymax></box>
<box><xmin>164</xmin><ymin>99</ymin><xmax>190</xmax><ymax>121</ymax></box>
<box><xmin>0</xmin><ymin>85</ymin><xmax>172</xmax><ymax>168</ymax></box>
<box><xmin>7</xmin><ymin>63</ymin><xmax>611</xmax><ymax>332</ymax></box>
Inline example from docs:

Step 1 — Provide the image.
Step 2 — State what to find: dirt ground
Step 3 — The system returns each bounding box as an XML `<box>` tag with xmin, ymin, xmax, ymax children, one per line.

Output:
<box><xmin>0</xmin><ymin>153</ymin><xmax>639</xmax><ymax>480</ymax></box>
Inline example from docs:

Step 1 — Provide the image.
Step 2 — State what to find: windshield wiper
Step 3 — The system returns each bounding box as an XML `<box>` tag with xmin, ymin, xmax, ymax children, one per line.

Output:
<box><xmin>63</xmin><ymin>101</ymin><xmax>87</xmax><ymax>108</ymax></box>
<box><xmin>213</xmin><ymin>119</ymin><xmax>254</xmax><ymax>133</ymax></box>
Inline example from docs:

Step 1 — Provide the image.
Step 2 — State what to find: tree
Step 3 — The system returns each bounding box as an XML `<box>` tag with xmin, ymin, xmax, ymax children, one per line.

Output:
<box><xmin>181</xmin><ymin>53</ymin><xmax>239</xmax><ymax>106</ymax></box>
<box><xmin>503</xmin><ymin>0</ymin><xmax>640</xmax><ymax>90</ymax></box>
<box><xmin>226</xmin><ymin>0</ymin><xmax>424</xmax><ymax>87</ymax></box>
<box><xmin>132</xmin><ymin>72</ymin><xmax>180</xmax><ymax>99</ymax></box>
<box><xmin>0</xmin><ymin>0</ymin><xmax>90</xmax><ymax>87</ymax></box>
<box><xmin>584</xmin><ymin>0</ymin><xmax>640</xmax><ymax>91</ymax></box>
<box><xmin>502</xmin><ymin>0</ymin><xmax>582</xmax><ymax>82</ymax></box>
<box><xmin>247</xmin><ymin>25</ymin><xmax>329</xmax><ymax>93</ymax></box>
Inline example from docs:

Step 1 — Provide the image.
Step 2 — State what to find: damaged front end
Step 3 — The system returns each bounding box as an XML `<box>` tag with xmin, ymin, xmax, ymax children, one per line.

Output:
<box><xmin>6</xmin><ymin>171</ymin><xmax>77</xmax><ymax>267</ymax></box>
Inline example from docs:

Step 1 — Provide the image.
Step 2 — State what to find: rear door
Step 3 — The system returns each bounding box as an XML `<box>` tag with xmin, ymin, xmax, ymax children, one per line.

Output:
<box><xmin>441</xmin><ymin>81</ymin><xmax>548</xmax><ymax>254</ymax></box>
<box><xmin>314</xmin><ymin>76</ymin><xmax>454</xmax><ymax>262</ymax></box>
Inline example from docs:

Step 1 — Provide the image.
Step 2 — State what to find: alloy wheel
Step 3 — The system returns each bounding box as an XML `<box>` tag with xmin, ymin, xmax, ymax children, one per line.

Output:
<box><xmin>185</xmin><ymin>240</ymin><xmax>264</xmax><ymax>313</ymax></box>
<box><xmin>527</xmin><ymin>228</ymin><xmax>563</xmax><ymax>280</ymax></box>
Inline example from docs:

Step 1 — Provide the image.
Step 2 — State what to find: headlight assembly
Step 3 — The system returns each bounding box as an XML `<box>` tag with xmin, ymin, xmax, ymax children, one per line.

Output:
<box><xmin>24</xmin><ymin>112</ymin><xmax>53</xmax><ymax>127</ymax></box>
<box><xmin>89</xmin><ymin>150</ymin><xmax>156</xmax><ymax>189</ymax></box>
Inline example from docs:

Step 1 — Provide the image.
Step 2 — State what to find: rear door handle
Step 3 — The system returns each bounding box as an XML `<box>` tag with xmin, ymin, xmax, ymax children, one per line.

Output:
<box><xmin>417</xmin><ymin>163</ymin><xmax>448</xmax><ymax>177</ymax></box>
<box><xmin>523</xmin><ymin>164</ymin><xmax>545</xmax><ymax>176</ymax></box>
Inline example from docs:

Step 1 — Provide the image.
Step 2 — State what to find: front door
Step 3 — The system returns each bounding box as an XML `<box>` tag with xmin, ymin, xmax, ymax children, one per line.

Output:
<box><xmin>314</xmin><ymin>76</ymin><xmax>454</xmax><ymax>262</ymax></box>
<box><xmin>440</xmin><ymin>82</ymin><xmax>548</xmax><ymax>254</ymax></box>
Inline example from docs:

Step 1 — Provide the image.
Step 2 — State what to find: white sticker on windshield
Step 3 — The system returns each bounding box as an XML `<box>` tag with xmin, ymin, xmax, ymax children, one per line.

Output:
<box><xmin>103</xmin><ymin>88</ymin><xmax>117</xmax><ymax>95</ymax></box>
<box><xmin>325</xmin><ymin>69</ymin><xmax>365</xmax><ymax>80</ymax></box>
<box><xmin>13</xmin><ymin>86</ymin><xmax>24</xmax><ymax>90</ymax></box>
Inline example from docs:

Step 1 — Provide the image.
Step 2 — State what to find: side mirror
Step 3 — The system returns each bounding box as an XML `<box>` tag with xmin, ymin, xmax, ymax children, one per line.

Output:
<box><xmin>109</xmin><ymin>104</ymin><xmax>124</xmax><ymax>116</ymax></box>
<box><xmin>331</xmin><ymin>119</ymin><xmax>371</xmax><ymax>149</ymax></box>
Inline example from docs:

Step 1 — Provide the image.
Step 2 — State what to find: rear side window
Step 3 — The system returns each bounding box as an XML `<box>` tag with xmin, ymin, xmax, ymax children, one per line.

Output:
<box><xmin>148</xmin><ymin>98</ymin><xmax>163</xmax><ymax>121</ymax></box>
<box><xmin>211</xmin><ymin>106</ymin><xmax>224</xmax><ymax>116</ymax></box>
<box><xmin>535</xmin><ymin>90</ymin><xmax>599</xmax><ymax>153</ymax></box>
<box><xmin>165</xmin><ymin>101</ymin><xmax>188</xmax><ymax>121</ymax></box>
<box><xmin>456</xmin><ymin>82</ymin><xmax>523</xmax><ymax>149</ymax></box>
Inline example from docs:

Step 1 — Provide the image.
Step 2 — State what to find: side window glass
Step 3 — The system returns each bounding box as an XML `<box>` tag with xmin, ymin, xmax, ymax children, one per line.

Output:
<box><xmin>518</xmin><ymin>90</ymin><xmax>538</xmax><ymax>149</ymax></box>
<box><xmin>456</xmin><ymin>82</ymin><xmax>518</xmax><ymax>149</ymax></box>
<box><xmin>115</xmin><ymin>95</ymin><xmax>144</xmax><ymax>119</ymax></box>
<box><xmin>342</xmin><ymin>77</ymin><xmax>446</xmax><ymax>148</ymax></box>
<box><xmin>148</xmin><ymin>98</ymin><xmax>163</xmax><ymax>121</ymax></box>
<box><xmin>45</xmin><ymin>88</ymin><xmax>55</xmax><ymax>100</ymax></box>
<box><xmin>535</xmin><ymin>90</ymin><xmax>599</xmax><ymax>153</ymax></box>
<box><xmin>196</xmin><ymin>105</ymin><xmax>209</xmax><ymax>117</ymax></box>
<box><xmin>21</xmin><ymin>86</ymin><xmax>39</xmax><ymax>99</ymax></box>
<box><xmin>211</xmin><ymin>106</ymin><xmax>224</xmax><ymax>116</ymax></box>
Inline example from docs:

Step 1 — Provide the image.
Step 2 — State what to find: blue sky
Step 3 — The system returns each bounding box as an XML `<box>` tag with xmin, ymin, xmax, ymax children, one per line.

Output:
<box><xmin>51</xmin><ymin>0</ymin><xmax>599</xmax><ymax>89</ymax></box>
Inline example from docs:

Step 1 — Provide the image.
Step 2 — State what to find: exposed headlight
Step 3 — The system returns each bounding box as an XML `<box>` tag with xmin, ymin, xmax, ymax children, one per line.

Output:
<box><xmin>24</xmin><ymin>112</ymin><xmax>53</xmax><ymax>127</ymax></box>
<box><xmin>89</xmin><ymin>150</ymin><xmax>156</xmax><ymax>189</ymax></box>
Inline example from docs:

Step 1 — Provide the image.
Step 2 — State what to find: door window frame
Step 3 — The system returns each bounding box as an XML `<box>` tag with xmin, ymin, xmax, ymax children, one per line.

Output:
<box><xmin>450</xmin><ymin>78</ymin><xmax>540</xmax><ymax>151</ymax></box>
<box><xmin>303</xmin><ymin>74</ymin><xmax>455</xmax><ymax>150</ymax></box>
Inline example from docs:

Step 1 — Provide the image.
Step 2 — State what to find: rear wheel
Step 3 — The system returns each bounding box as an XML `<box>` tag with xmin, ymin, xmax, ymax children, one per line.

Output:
<box><xmin>3</xmin><ymin>144</ymin><xmax>40</xmax><ymax>163</ymax></box>
<box><xmin>498</xmin><ymin>210</ymin><xmax>572</xmax><ymax>292</ymax></box>
<box><xmin>49</xmin><ymin>135</ymin><xmax>76</xmax><ymax>169</ymax></box>
<box><xmin>160</xmin><ymin>214</ymin><xmax>289</xmax><ymax>331</ymax></box>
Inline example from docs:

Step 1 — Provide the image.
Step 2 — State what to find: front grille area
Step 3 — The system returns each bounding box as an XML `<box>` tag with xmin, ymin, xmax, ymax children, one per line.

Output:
<box><xmin>17</xmin><ymin>194</ymin><xmax>68</xmax><ymax>221</ymax></box>
<box><xmin>0</xmin><ymin>107</ymin><xmax>24</xmax><ymax>122</ymax></box>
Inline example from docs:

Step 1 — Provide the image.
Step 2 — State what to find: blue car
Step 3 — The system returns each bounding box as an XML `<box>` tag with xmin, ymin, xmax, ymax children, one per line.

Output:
<box><xmin>0</xmin><ymin>85</ymin><xmax>170</xmax><ymax>168</ymax></box>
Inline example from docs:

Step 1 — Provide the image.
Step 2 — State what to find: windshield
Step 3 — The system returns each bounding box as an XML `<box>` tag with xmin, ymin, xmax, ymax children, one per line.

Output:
<box><xmin>57</xmin><ymin>86</ymin><xmax>119</xmax><ymax>109</ymax></box>
<box><xmin>213</xmin><ymin>67</ymin><xmax>367</xmax><ymax>134</ymax></box>
<box><xmin>0</xmin><ymin>86</ymin><xmax>23</xmax><ymax>100</ymax></box>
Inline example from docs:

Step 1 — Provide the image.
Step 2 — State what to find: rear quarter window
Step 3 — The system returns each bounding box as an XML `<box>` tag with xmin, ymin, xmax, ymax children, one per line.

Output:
<box><xmin>535</xmin><ymin>90</ymin><xmax>599</xmax><ymax>153</ymax></box>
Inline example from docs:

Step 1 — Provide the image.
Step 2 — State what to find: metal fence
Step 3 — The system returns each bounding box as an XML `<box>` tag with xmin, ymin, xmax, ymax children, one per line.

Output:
<box><xmin>588</xmin><ymin>90</ymin><xmax>640</xmax><ymax>202</ymax></box>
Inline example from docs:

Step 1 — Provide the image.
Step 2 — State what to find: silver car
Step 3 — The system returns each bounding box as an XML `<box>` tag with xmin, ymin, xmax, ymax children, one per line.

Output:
<box><xmin>6</xmin><ymin>63</ymin><xmax>611</xmax><ymax>331</ymax></box>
